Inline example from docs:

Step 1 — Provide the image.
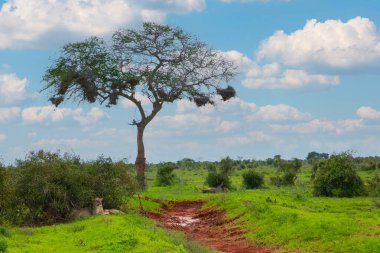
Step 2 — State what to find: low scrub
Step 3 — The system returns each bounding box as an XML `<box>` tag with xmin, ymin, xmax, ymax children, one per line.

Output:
<box><xmin>205</xmin><ymin>157</ymin><xmax>234</xmax><ymax>189</ymax></box>
<box><xmin>270</xmin><ymin>158</ymin><xmax>302</xmax><ymax>186</ymax></box>
<box><xmin>313</xmin><ymin>153</ymin><xmax>365</xmax><ymax>197</ymax></box>
<box><xmin>0</xmin><ymin>151</ymin><xmax>137</xmax><ymax>225</ymax></box>
<box><xmin>368</xmin><ymin>174</ymin><xmax>380</xmax><ymax>197</ymax></box>
<box><xmin>155</xmin><ymin>163</ymin><xmax>176</xmax><ymax>186</ymax></box>
<box><xmin>242</xmin><ymin>170</ymin><xmax>264</xmax><ymax>189</ymax></box>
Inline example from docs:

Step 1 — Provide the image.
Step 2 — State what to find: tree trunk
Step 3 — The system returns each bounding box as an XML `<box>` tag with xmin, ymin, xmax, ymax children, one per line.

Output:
<box><xmin>135</xmin><ymin>125</ymin><xmax>146</xmax><ymax>189</ymax></box>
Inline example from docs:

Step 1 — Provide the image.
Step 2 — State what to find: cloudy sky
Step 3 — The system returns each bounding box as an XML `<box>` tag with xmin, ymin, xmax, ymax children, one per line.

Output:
<box><xmin>1</xmin><ymin>0</ymin><xmax>380</xmax><ymax>164</ymax></box>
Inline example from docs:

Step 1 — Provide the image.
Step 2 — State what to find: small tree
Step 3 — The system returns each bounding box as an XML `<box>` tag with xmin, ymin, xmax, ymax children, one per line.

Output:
<box><xmin>242</xmin><ymin>170</ymin><xmax>264</xmax><ymax>189</ymax></box>
<box><xmin>270</xmin><ymin>158</ymin><xmax>302</xmax><ymax>186</ymax></box>
<box><xmin>43</xmin><ymin>22</ymin><xmax>237</xmax><ymax>188</ymax></box>
<box><xmin>205</xmin><ymin>157</ymin><xmax>234</xmax><ymax>189</ymax></box>
<box><xmin>313</xmin><ymin>153</ymin><xmax>365</xmax><ymax>197</ymax></box>
<box><xmin>156</xmin><ymin>163</ymin><xmax>176</xmax><ymax>186</ymax></box>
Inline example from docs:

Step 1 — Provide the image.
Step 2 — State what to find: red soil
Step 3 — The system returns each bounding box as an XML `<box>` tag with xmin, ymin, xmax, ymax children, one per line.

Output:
<box><xmin>145</xmin><ymin>200</ymin><xmax>273</xmax><ymax>253</ymax></box>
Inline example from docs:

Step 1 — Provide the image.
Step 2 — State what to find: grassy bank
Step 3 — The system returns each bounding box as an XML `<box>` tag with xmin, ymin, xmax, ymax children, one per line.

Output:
<box><xmin>5</xmin><ymin>213</ymin><xmax>212</xmax><ymax>253</ymax></box>
<box><xmin>140</xmin><ymin>166</ymin><xmax>380</xmax><ymax>253</ymax></box>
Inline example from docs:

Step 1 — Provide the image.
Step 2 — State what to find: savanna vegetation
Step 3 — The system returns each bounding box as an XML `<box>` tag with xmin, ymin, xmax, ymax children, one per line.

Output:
<box><xmin>1</xmin><ymin>150</ymin><xmax>379</xmax><ymax>252</ymax></box>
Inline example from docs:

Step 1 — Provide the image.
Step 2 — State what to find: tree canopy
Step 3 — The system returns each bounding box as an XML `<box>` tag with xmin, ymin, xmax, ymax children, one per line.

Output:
<box><xmin>43</xmin><ymin>22</ymin><xmax>237</xmax><ymax>188</ymax></box>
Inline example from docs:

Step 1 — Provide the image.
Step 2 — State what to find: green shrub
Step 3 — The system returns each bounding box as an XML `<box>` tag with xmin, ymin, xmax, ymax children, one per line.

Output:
<box><xmin>86</xmin><ymin>157</ymin><xmax>137</xmax><ymax>209</ymax></box>
<box><xmin>7</xmin><ymin>151</ymin><xmax>137</xmax><ymax>225</ymax></box>
<box><xmin>205</xmin><ymin>157</ymin><xmax>235</xmax><ymax>189</ymax></box>
<box><xmin>155</xmin><ymin>163</ymin><xmax>176</xmax><ymax>186</ymax></box>
<box><xmin>219</xmin><ymin>156</ymin><xmax>234</xmax><ymax>175</ymax></box>
<box><xmin>0</xmin><ymin>165</ymin><xmax>15</xmax><ymax>224</ymax></box>
<box><xmin>0</xmin><ymin>227</ymin><xmax>9</xmax><ymax>237</ymax></box>
<box><xmin>270</xmin><ymin>159</ymin><xmax>302</xmax><ymax>186</ymax></box>
<box><xmin>368</xmin><ymin>174</ymin><xmax>380</xmax><ymax>197</ymax></box>
<box><xmin>313</xmin><ymin>153</ymin><xmax>365</xmax><ymax>197</ymax></box>
<box><xmin>242</xmin><ymin>170</ymin><xmax>264</xmax><ymax>189</ymax></box>
<box><xmin>205</xmin><ymin>171</ymin><xmax>231</xmax><ymax>189</ymax></box>
<box><xmin>13</xmin><ymin>151</ymin><xmax>92</xmax><ymax>224</ymax></box>
<box><xmin>0</xmin><ymin>237</ymin><xmax>7</xmax><ymax>253</ymax></box>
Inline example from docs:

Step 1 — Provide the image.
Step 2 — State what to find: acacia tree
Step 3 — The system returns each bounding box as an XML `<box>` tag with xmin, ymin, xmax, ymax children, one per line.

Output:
<box><xmin>43</xmin><ymin>22</ymin><xmax>237</xmax><ymax>188</ymax></box>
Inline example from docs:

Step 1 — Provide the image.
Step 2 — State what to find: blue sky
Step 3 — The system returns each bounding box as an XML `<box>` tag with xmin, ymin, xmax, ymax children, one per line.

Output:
<box><xmin>1</xmin><ymin>0</ymin><xmax>380</xmax><ymax>164</ymax></box>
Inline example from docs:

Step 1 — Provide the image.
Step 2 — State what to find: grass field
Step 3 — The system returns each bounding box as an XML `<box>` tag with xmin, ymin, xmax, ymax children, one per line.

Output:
<box><xmin>139</xmin><ymin>165</ymin><xmax>380</xmax><ymax>253</ymax></box>
<box><xmin>3</xmin><ymin>164</ymin><xmax>380</xmax><ymax>253</ymax></box>
<box><xmin>5</xmin><ymin>212</ymin><xmax>214</xmax><ymax>253</ymax></box>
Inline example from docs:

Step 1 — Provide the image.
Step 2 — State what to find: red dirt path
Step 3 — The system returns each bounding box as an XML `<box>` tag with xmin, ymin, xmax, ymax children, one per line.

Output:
<box><xmin>146</xmin><ymin>200</ymin><xmax>273</xmax><ymax>253</ymax></box>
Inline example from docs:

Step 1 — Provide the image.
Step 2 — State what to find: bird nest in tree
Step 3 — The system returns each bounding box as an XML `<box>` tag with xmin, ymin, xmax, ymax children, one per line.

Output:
<box><xmin>194</xmin><ymin>96</ymin><xmax>214</xmax><ymax>107</ymax></box>
<box><xmin>217</xmin><ymin>86</ymin><xmax>236</xmax><ymax>101</ymax></box>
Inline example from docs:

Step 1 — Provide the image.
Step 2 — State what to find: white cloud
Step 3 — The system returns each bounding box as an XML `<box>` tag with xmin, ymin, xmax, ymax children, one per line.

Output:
<box><xmin>34</xmin><ymin>138</ymin><xmax>90</xmax><ymax>147</ymax></box>
<box><xmin>22</xmin><ymin>106</ymin><xmax>82</xmax><ymax>123</ymax></box>
<box><xmin>0</xmin><ymin>0</ymin><xmax>205</xmax><ymax>48</ymax></box>
<box><xmin>243</xmin><ymin>68</ymin><xmax>340</xmax><ymax>89</ymax></box>
<box><xmin>221</xmin><ymin>0</ymin><xmax>288</xmax><ymax>3</ymax></box>
<box><xmin>0</xmin><ymin>133</ymin><xmax>6</xmax><ymax>142</ymax></box>
<box><xmin>248</xmin><ymin>104</ymin><xmax>311</xmax><ymax>121</ymax></box>
<box><xmin>357</xmin><ymin>106</ymin><xmax>380</xmax><ymax>119</ymax></box>
<box><xmin>156</xmin><ymin>113</ymin><xmax>212</xmax><ymax>128</ymax></box>
<box><xmin>222</xmin><ymin>50</ymin><xmax>340</xmax><ymax>89</ymax></box>
<box><xmin>0</xmin><ymin>73</ymin><xmax>28</xmax><ymax>103</ymax></box>
<box><xmin>121</xmin><ymin>93</ymin><xmax>151</xmax><ymax>108</ymax></box>
<box><xmin>219</xmin><ymin>50</ymin><xmax>253</xmax><ymax>71</ymax></box>
<box><xmin>219</xmin><ymin>131</ymin><xmax>274</xmax><ymax>145</ymax></box>
<box><xmin>21</xmin><ymin>106</ymin><xmax>106</xmax><ymax>125</ymax></box>
<box><xmin>216</xmin><ymin>120</ymin><xmax>240</xmax><ymax>132</ymax></box>
<box><xmin>0</xmin><ymin>107</ymin><xmax>20</xmax><ymax>122</ymax></box>
<box><xmin>176</xmin><ymin>96</ymin><xmax>256</xmax><ymax>114</ymax></box>
<box><xmin>73</xmin><ymin>107</ymin><xmax>106</xmax><ymax>126</ymax></box>
<box><xmin>257</xmin><ymin>17</ymin><xmax>380</xmax><ymax>69</ymax></box>
<box><xmin>270</xmin><ymin>119</ymin><xmax>364</xmax><ymax>135</ymax></box>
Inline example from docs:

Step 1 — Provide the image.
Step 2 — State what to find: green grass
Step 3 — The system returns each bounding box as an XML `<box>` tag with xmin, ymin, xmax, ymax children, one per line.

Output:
<box><xmin>5</xmin><ymin>213</ymin><xmax>213</xmax><ymax>253</ymax></box>
<box><xmin>4</xmin><ymin>165</ymin><xmax>380</xmax><ymax>253</ymax></box>
<box><xmin>141</xmin><ymin>166</ymin><xmax>380</xmax><ymax>253</ymax></box>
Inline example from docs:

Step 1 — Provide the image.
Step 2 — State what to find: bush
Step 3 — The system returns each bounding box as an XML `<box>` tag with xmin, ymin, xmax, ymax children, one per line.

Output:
<box><xmin>6</xmin><ymin>151</ymin><xmax>137</xmax><ymax>225</ymax></box>
<box><xmin>270</xmin><ymin>159</ymin><xmax>302</xmax><ymax>186</ymax></box>
<box><xmin>368</xmin><ymin>174</ymin><xmax>380</xmax><ymax>197</ymax></box>
<box><xmin>313</xmin><ymin>153</ymin><xmax>365</xmax><ymax>197</ymax></box>
<box><xmin>0</xmin><ymin>227</ymin><xmax>9</xmax><ymax>237</ymax></box>
<box><xmin>205</xmin><ymin>171</ymin><xmax>231</xmax><ymax>189</ymax></box>
<box><xmin>155</xmin><ymin>163</ymin><xmax>176</xmax><ymax>186</ymax></box>
<box><xmin>0</xmin><ymin>165</ymin><xmax>15</xmax><ymax>224</ymax></box>
<box><xmin>242</xmin><ymin>170</ymin><xmax>264</xmax><ymax>189</ymax></box>
<box><xmin>219</xmin><ymin>156</ymin><xmax>234</xmax><ymax>175</ymax></box>
<box><xmin>13</xmin><ymin>151</ymin><xmax>92</xmax><ymax>224</ymax></box>
<box><xmin>86</xmin><ymin>157</ymin><xmax>137</xmax><ymax>209</ymax></box>
<box><xmin>0</xmin><ymin>237</ymin><xmax>7</xmax><ymax>253</ymax></box>
<box><xmin>205</xmin><ymin>157</ymin><xmax>235</xmax><ymax>189</ymax></box>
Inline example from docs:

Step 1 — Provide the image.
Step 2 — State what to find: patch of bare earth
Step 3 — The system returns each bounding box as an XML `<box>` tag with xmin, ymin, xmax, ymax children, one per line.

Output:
<box><xmin>145</xmin><ymin>200</ymin><xmax>273</xmax><ymax>253</ymax></box>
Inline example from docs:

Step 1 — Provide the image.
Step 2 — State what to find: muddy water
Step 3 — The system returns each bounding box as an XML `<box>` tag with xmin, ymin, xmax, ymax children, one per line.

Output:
<box><xmin>146</xmin><ymin>200</ymin><xmax>273</xmax><ymax>253</ymax></box>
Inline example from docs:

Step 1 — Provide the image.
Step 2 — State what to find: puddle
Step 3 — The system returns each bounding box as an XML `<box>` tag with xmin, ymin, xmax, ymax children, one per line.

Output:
<box><xmin>167</xmin><ymin>215</ymin><xmax>200</xmax><ymax>227</ymax></box>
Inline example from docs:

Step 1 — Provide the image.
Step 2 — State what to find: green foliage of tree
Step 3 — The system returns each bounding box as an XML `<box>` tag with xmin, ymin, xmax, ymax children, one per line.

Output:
<box><xmin>306</xmin><ymin>151</ymin><xmax>329</xmax><ymax>163</ymax></box>
<box><xmin>155</xmin><ymin>163</ymin><xmax>177</xmax><ymax>186</ymax></box>
<box><xmin>0</xmin><ymin>165</ymin><xmax>15</xmax><ymax>224</ymax></box>
<box><xmin>313</xmin><ymin>153</ymin><xmax>365</xmax><ymax>197</ymax></box>
<box><xmin>86</xmin><ymin>157</ymin><xmax>137</xmax><ymax>209</ymax></box>
<box><xmin>355</xmin><ymin>156</ymin><xmax>380</xmax><ymax>171</ymax></box>
<box><xmin>242</xmin><ymin>170</ymin><xmax>264</xmax><ymax>189</ymax></box>
<box><xmin>205</xmin><ymin>157</ymin><xmax>234</xmax><ymax>189</ymax></box>
<box><xmin>42</xmin><ymin>22</ymin><xmax>237</xmax><ymax>188</ymax></box>
<box><xmin>1</xmin><ymin>151</ymin><xmax>137</xmax><ymax>225</ymax></box>
<box><xmin>270</xmin><ymin>158</ymin><xmax>302</xmax><ymax>186</ymax></box>
<box><xmin>0</xmin><ymin>237</ymin><xmax>7</xmax><ymax>253</ymax></box>
<box><xmin>205</xmin><ymin>171</ymin><xmax>231</xmax><ymax>189</ymax></box>
<box><xmin>368</xmin><ymin>174</ymin><xmax>380</xmax><ymax>197</ymax></box>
